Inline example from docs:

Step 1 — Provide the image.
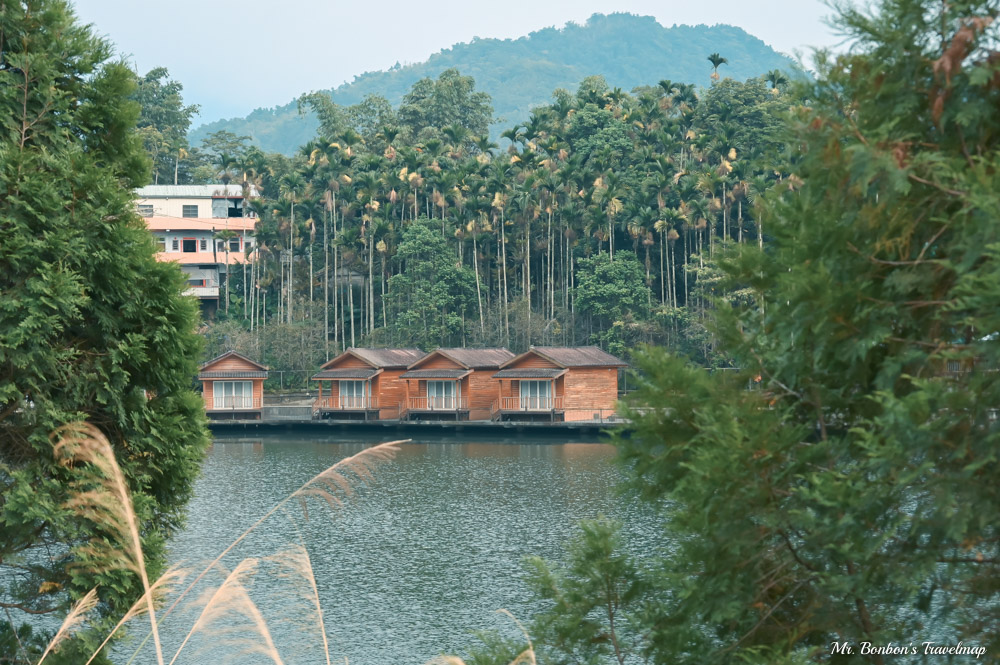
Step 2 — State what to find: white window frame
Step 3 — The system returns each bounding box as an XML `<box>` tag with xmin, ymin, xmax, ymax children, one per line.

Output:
<box><xmin>339</xmin><ymin>380</ymin><xmax>368</xmax><ymax>408</ymax></box>
<box><xmin>427</xmin><ymin>380</ymin><xmax>457</xmax><ymax>409</ymax></box>
<box><xmin>213</xmin><ymin>380</ymin><xmax>253</xmax><ymax>409</ymax></box>
<box><xmin>519</xmin><ymin>380</ymin><xmax>552</xmax><ymax>410</ymax></box>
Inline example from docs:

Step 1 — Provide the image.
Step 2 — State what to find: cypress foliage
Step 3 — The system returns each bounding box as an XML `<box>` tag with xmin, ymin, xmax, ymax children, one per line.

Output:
<box><xmin>616</xmin><ymin>0</ymin><xmax>1000</xmax><ymax>661</ymax></box>
<box><xmin>0</xmin><ymin>1</ymin><xmax>208</xmax><ymax>659</ymax></box>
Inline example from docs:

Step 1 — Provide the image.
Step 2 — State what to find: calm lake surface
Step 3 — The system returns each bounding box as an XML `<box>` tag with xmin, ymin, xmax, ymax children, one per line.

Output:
<box><xmin>147</xmin><ymin>431</ymin><xmax>659</xmax><ymax>665</ymax></box>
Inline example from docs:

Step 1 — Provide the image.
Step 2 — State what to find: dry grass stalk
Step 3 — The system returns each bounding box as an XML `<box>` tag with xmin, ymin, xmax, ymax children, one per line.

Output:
<box><xmin>168</xmin><ymin>558</ymin><xmax>283</xmax><ymax>665</ymax></box>
<box><xmin>84</xmin><ymin>564</ymin><xmax>188</xmax><ymax>665</ymax></box>
<box><xmin>51</xmin><ymin>422</ymin><xmax>166</xmax><ymax>665</ymax></box>
<box><xmin>426</xmin><ymin>610</ymin><xmax>536</xmax><ymax>665</ymax></box>
<box><xmin>159</xmin><ymin>439</ymin><xmax>405</xmax><ymax>625</ymax></box>
<box><xmin>266</xmin><ymin>544</ymin><xmax>332</xmax><ymax>665</ymax></box>
<box><xmin>36</xmin><ymin>587</ymin><xmax>98</xmax><ymax>664</ymax></box>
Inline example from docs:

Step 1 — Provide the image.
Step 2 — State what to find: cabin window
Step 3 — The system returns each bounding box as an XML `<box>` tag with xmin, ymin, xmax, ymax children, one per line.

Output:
<box><xmin>171</xmin><ymin>238</ymin><xmax>179</xmax><ymax>251</ymax></box>
<box><xmin>182</xmin><ymin>204</ymin><xmax>199</xmax><ymax>218</ymax></box>
<box><xmin>339</xmin><ymin>380</ymin><xmax>367</xmax><ymax>408</ymax></box>
<box><xmin>427</xmin><ymin>380</ymin><xmax>457</xmax><ymax>409</ymax></box>
<box><xmin>519</xmin><ymin>380</ymin><xmax>552</xmax><ymax>409</ymax></box>
<box><xmin>182</xmin><ymin>238</ymin><xmax>196</xmax><ymax>252</ymax></box>
<box><xmin>137</xmin><ymin>204</ymin><xmax>154</xmax><ymax>217</ymax></box>
<box><xmin>213</xmin><ymin>381</ymin><xmax>253</xmax><ymax>409</ymax></box>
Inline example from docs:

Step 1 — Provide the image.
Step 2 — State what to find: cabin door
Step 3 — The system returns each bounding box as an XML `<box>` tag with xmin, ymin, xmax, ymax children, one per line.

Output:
<box><xmin>339</xmin><ymin>380</ymin><xmax>367</xmax><ymax>408</ymax></box>
<box><xmin>427</xmin><ymin>380</ymin><xmax>456</xmax><ymax>409</ymax></box>
<box><xmin>519</xmin><ymin>380</ymin><xmax>551</xmax><ymax>410</ymax></box>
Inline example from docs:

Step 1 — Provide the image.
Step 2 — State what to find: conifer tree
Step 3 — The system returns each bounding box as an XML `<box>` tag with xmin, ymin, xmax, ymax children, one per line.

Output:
<box><xmin>0</xmin><ymin>1</ymin><xmax>208</xmax><ymax>660</ymax></box>
<box><xmin>618</xmin><ymin>0</ymin><xmax>1000</xmax><ymax>661</ymax></box>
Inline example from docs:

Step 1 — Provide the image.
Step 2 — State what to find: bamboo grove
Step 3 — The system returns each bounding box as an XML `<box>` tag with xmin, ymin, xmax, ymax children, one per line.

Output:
<box><xmin>203</xmin><ymin>67</ymin><xmax>796</xmax><ymax>376</ymax></box>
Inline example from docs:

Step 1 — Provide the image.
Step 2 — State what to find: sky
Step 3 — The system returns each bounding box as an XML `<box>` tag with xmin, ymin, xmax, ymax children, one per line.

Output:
<box><xmin>69</xmin><ymin>0</ymin><xmax>846</xmax><ymax>129</ymax></box>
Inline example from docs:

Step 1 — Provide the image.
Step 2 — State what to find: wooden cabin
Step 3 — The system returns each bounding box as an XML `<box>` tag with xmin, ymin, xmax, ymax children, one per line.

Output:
<box><xmin>198</xmin><ymin>351</ymin><xmax>268</xmax><ymax>420</ymax></box>
<box><xmin>311</xmin><ymin>348</ymin><xmax>425</xmax><ymax>420</ymax></box>
<box><xmin>400</xmin><ymin>348</ymin><xmax>515</xmax><ymax>421</ymax></box>
<box><xmin>492</xmin><ymin>346</ymin><xmax>626</xmax><ymax>422</ymax></box>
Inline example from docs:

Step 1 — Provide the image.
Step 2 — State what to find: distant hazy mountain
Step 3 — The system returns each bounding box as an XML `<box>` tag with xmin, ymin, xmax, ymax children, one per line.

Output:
<box><xmin>190</xmin><ymin>13</ymin><xmax>797</xmax><ymax>155</ymax></box>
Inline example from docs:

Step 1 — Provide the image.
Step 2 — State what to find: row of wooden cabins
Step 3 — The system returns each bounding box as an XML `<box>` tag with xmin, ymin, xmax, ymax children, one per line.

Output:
<box><xmin>198</xmin><ymin>346</ymin><xmax>626</xmax><ymax>422</ymax></box>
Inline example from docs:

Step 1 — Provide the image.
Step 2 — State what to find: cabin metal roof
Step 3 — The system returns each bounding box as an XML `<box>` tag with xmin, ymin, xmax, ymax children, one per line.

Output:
<box><xmin>198</xmin><ymin>370</ymin><xmax>268</xmax><ymax>379</ymax></box>
<box><xmin>349</xmin><ymin>348</ymin><xmax>426</xmax><ymax>368</ymax></box>
<box><xmin>136</xmin><ymin>184</ymin><xmax>257</xmax><ymax>198</ymax></box>
<box><xmin>502</xmin><ymin>346</ymin><xmax>627</xmax><ymax>368</ymax></box>
<box><xmin>493</xmin><ymin>368</ymin><xmax>567</xmax><ymax>379</ymax></box>
<box><xmin>199</xmin><ymin>350</ymin><xmax>268</xmax><ymax>372</ymax></box>
<box><xmin>399</xmin><ymin>369</ymin><xmax>472</xmax><ymax>380</ymax></box>
<box><xmin>311</xmin><ymin>368</ymin><xmax>381</xmax><ymax>380</ymax></box>
<box><xmin>411</xmin><ymin>347</ymin><xmax>514</xmax><ymax>369</ymax></box>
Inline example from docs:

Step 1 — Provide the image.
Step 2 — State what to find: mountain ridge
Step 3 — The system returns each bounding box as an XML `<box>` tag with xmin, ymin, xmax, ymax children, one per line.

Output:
<box><xmin>190</xmin><ymin>13</ymin><xmax>798</xmax><ymax>155</ymax></box>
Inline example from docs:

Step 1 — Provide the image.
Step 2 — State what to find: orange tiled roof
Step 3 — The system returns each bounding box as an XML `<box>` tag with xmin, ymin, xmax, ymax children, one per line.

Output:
<box><xmin>145</xmin><ymin>216</ymin><xmax>257</xmax><ymax>232</ymax></box>
<box><xmin>156</xmin><ymin>251</ymin><xmax>252</xmax><ymax>265</ymax></box>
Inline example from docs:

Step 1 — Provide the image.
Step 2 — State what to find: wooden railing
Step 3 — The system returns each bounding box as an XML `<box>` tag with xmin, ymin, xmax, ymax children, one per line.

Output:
<box><xmin>494</xmin><ymin>396</ymin><xmax>564</xmax><ymax>412</ymax></box>
<box><xmin>407</xmin><ymin>396</ymin><xmax>469</xmax><ymax>411</ymax></box>
<box><xmin>313</xmin><ymin>396</ymin><xmax>378</xmax><ymax>411</ymax></box>
<box><xmin>210</xmin><ymin>396</ymin><xmax>262</xmax><ymax>410</ymax></box>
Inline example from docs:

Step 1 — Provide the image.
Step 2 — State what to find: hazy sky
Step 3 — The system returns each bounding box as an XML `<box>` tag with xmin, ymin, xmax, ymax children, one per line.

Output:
<box><xmin>69</xmin><ymin>0</ymin><xmax>846</xmax><ymax>129</ymax></box>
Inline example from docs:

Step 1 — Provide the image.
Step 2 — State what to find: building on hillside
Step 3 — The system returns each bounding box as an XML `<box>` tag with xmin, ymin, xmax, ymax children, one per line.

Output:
<box><xmin>400</xmin><ymin>348</ymin><xmax>515</xmax><ymax>421</ymax></box>
<box><xmin>198</xmin><ymin>351</ymin><xmax>268</xmax><ymax>420</ymax></box>
<box><xmin>311</xmin><ymin>348</ymin><xmax>425</xmax><ymax>420</ymax></box>
<box><xmin>135</xmin><ymin>185</ymin><xmax>258</xmax><ymax>316</ymax></box>
<box><xmin>492</xmin><ymin>346</ymin><xmax>627</xmax><ymax>422</ymax></box>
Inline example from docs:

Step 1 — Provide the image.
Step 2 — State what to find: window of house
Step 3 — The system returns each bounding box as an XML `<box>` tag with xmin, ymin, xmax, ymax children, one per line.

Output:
<box><xmin>200</xmin><ymin>238</ymin><xmax>207</xmax><ymax>251</ymax></box>
<box><xmin>519</xmin><ymin>380</ymin><xmax>552</xmax><ymax>410</ymax></box>
<box><xmin>182</xmin><ymin>238</ymin><xmax>196</xmax><ymax>252</ymax></box>
<box><xmin>427</xmin><ymin>381</ymin><xmax>457</xmax><ymax>409</ymax></box>
<box><xmin>156</xmin><ymin>236</ymin><xmax>166</xmax><ymax>252</ymax></box>
<box><xmin>171</xmin><ymin>238</ymin><xmax>179</xmax><ymax>251</ymax></box>
<box><xmin>339</xmin><ymin>380</ymin><xmax>367</xmax><ymax>408</ymax></box>
<box><xmin>229</xmin><ymin>237</ymin><xmax>241</xmax><ymax>252</ymax></box>
<box><xmin>213</xmin><ymin>381</ymin><xmax>253</xmax><ymax>409</ymax></box>
<box><xmin>137</xmin><ymin>204</ymin><xmax>154</xmax><ymax>217</ymax></box>
<box><xmin>182</xmin><ymin>204</ymin><xmax>198</xmax><ymax>218</ymax></box>
<box><xmin>186</xmin><ymin>278</ymin><xmax>206</xmax><ymax>287</ymax></box>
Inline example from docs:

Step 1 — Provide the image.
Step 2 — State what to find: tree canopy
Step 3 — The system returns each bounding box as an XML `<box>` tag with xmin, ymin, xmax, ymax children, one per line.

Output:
<box><xmin>613</xmin><ymin>0</ymin><xmax>1000</xmax><ymax>661</ymax></box>
<box><xmin>0</xmin><ymin>2</ymin><xmax>208</xmax><ymax>660</ymax></box>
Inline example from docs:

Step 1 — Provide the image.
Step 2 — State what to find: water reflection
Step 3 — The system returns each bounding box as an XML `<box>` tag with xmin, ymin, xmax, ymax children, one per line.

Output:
<box><xmin>151</xmin><ymin>432</ymin><xmax>656</xmax><ymax>665</ymax></box>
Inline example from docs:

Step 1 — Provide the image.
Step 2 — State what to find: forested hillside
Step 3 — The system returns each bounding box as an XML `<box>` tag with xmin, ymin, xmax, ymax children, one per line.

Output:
<box><xmin>200</xmin><ymin>67</ymin><xmax>798</xmax><ymax>383</ymax></box>
<box><xmin>190</xmin><ymin>13</ymin><xmax>797</xmax><ymax>155</ymax></box>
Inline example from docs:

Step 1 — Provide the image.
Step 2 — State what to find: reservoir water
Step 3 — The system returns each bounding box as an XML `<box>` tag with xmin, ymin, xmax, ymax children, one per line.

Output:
<box><xmin>145</xmin><ymin>431</ymin><xmax>657</xmax><ymax>665</ymax></box>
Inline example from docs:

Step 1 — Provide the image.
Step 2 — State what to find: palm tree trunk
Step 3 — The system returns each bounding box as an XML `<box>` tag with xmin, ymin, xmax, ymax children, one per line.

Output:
<box><xmin>324</xmin><ymin>209</ymin><xmax>330</xmax><ymax>361</ymax></box>
<box><xmin>369</xmin><ymin>235</ymin><xmax>375</xmax><ymax>334</ymax></box>
<box><xmin>473</xmin><ymin>228</ymin><xmax>485</xmax><ymax>337</ymax></box>
<box><xmin>500</xmin><ymin>211</ymin><xmax>509</xmax><ymax>347</ymax></box>
<box><xmin>349</xmin><ymin>279</ymin><xmax>356</xmax><ymax>348</ymax></box>
<box><xmin>242</xmin><ymin>232</ymin><xmax>248</xmax><ymax>319</ymax></box>
<box><xmin>288</xmin><ymin>202</ymin><xmax>294</xmax><ymax>324</ymax></box>
<box><xmin>525</xmin><ymin>216</ymin><xmax>531</xmax><ymax>345</ymax></box>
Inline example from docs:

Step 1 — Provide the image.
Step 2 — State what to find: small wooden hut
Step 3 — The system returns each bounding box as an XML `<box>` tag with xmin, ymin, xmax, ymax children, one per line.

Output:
<box><xmin>198</xmin><ymin>351</ymin><xmax>268</xmax><ymax>420</ymax></box>
<box><xmin>400</xmin><ymin>348</ymin><xmax>514</xmax><ymax>420</ymax></box>
<box><xmin>311</xmin><ymin>348</ymin><xmax>425</xmax><ymax>420</ymax></box>
<box><xmin>492</xmin><ymin>346</ymin><xmax>626</xmax><ymax>421</ymax></box>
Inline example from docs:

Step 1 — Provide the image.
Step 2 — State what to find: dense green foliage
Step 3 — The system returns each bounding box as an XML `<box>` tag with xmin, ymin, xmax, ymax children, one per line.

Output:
<box><xmin>132</xmin><ymin>67</ymin><xmax>200</xmax><ymax>185</ymax></box>
<box><xmin>481</xmin><ymin>0</ymin><xmax>1000</xmax><ymax>662</ymax></box>
<box><xmin>205</xmin><ymin>67</ymin><xmax>795</xmax><ymax>375</ymax></box>
<box><xmin>0</xmin><ymin>1</ymin><xmax>209</xmax><ymax>661</ymax></box>
<box><xmin>190</xmin><ymin>14</ymin><xmax>798</xmax><ymax>155</ymax></box>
